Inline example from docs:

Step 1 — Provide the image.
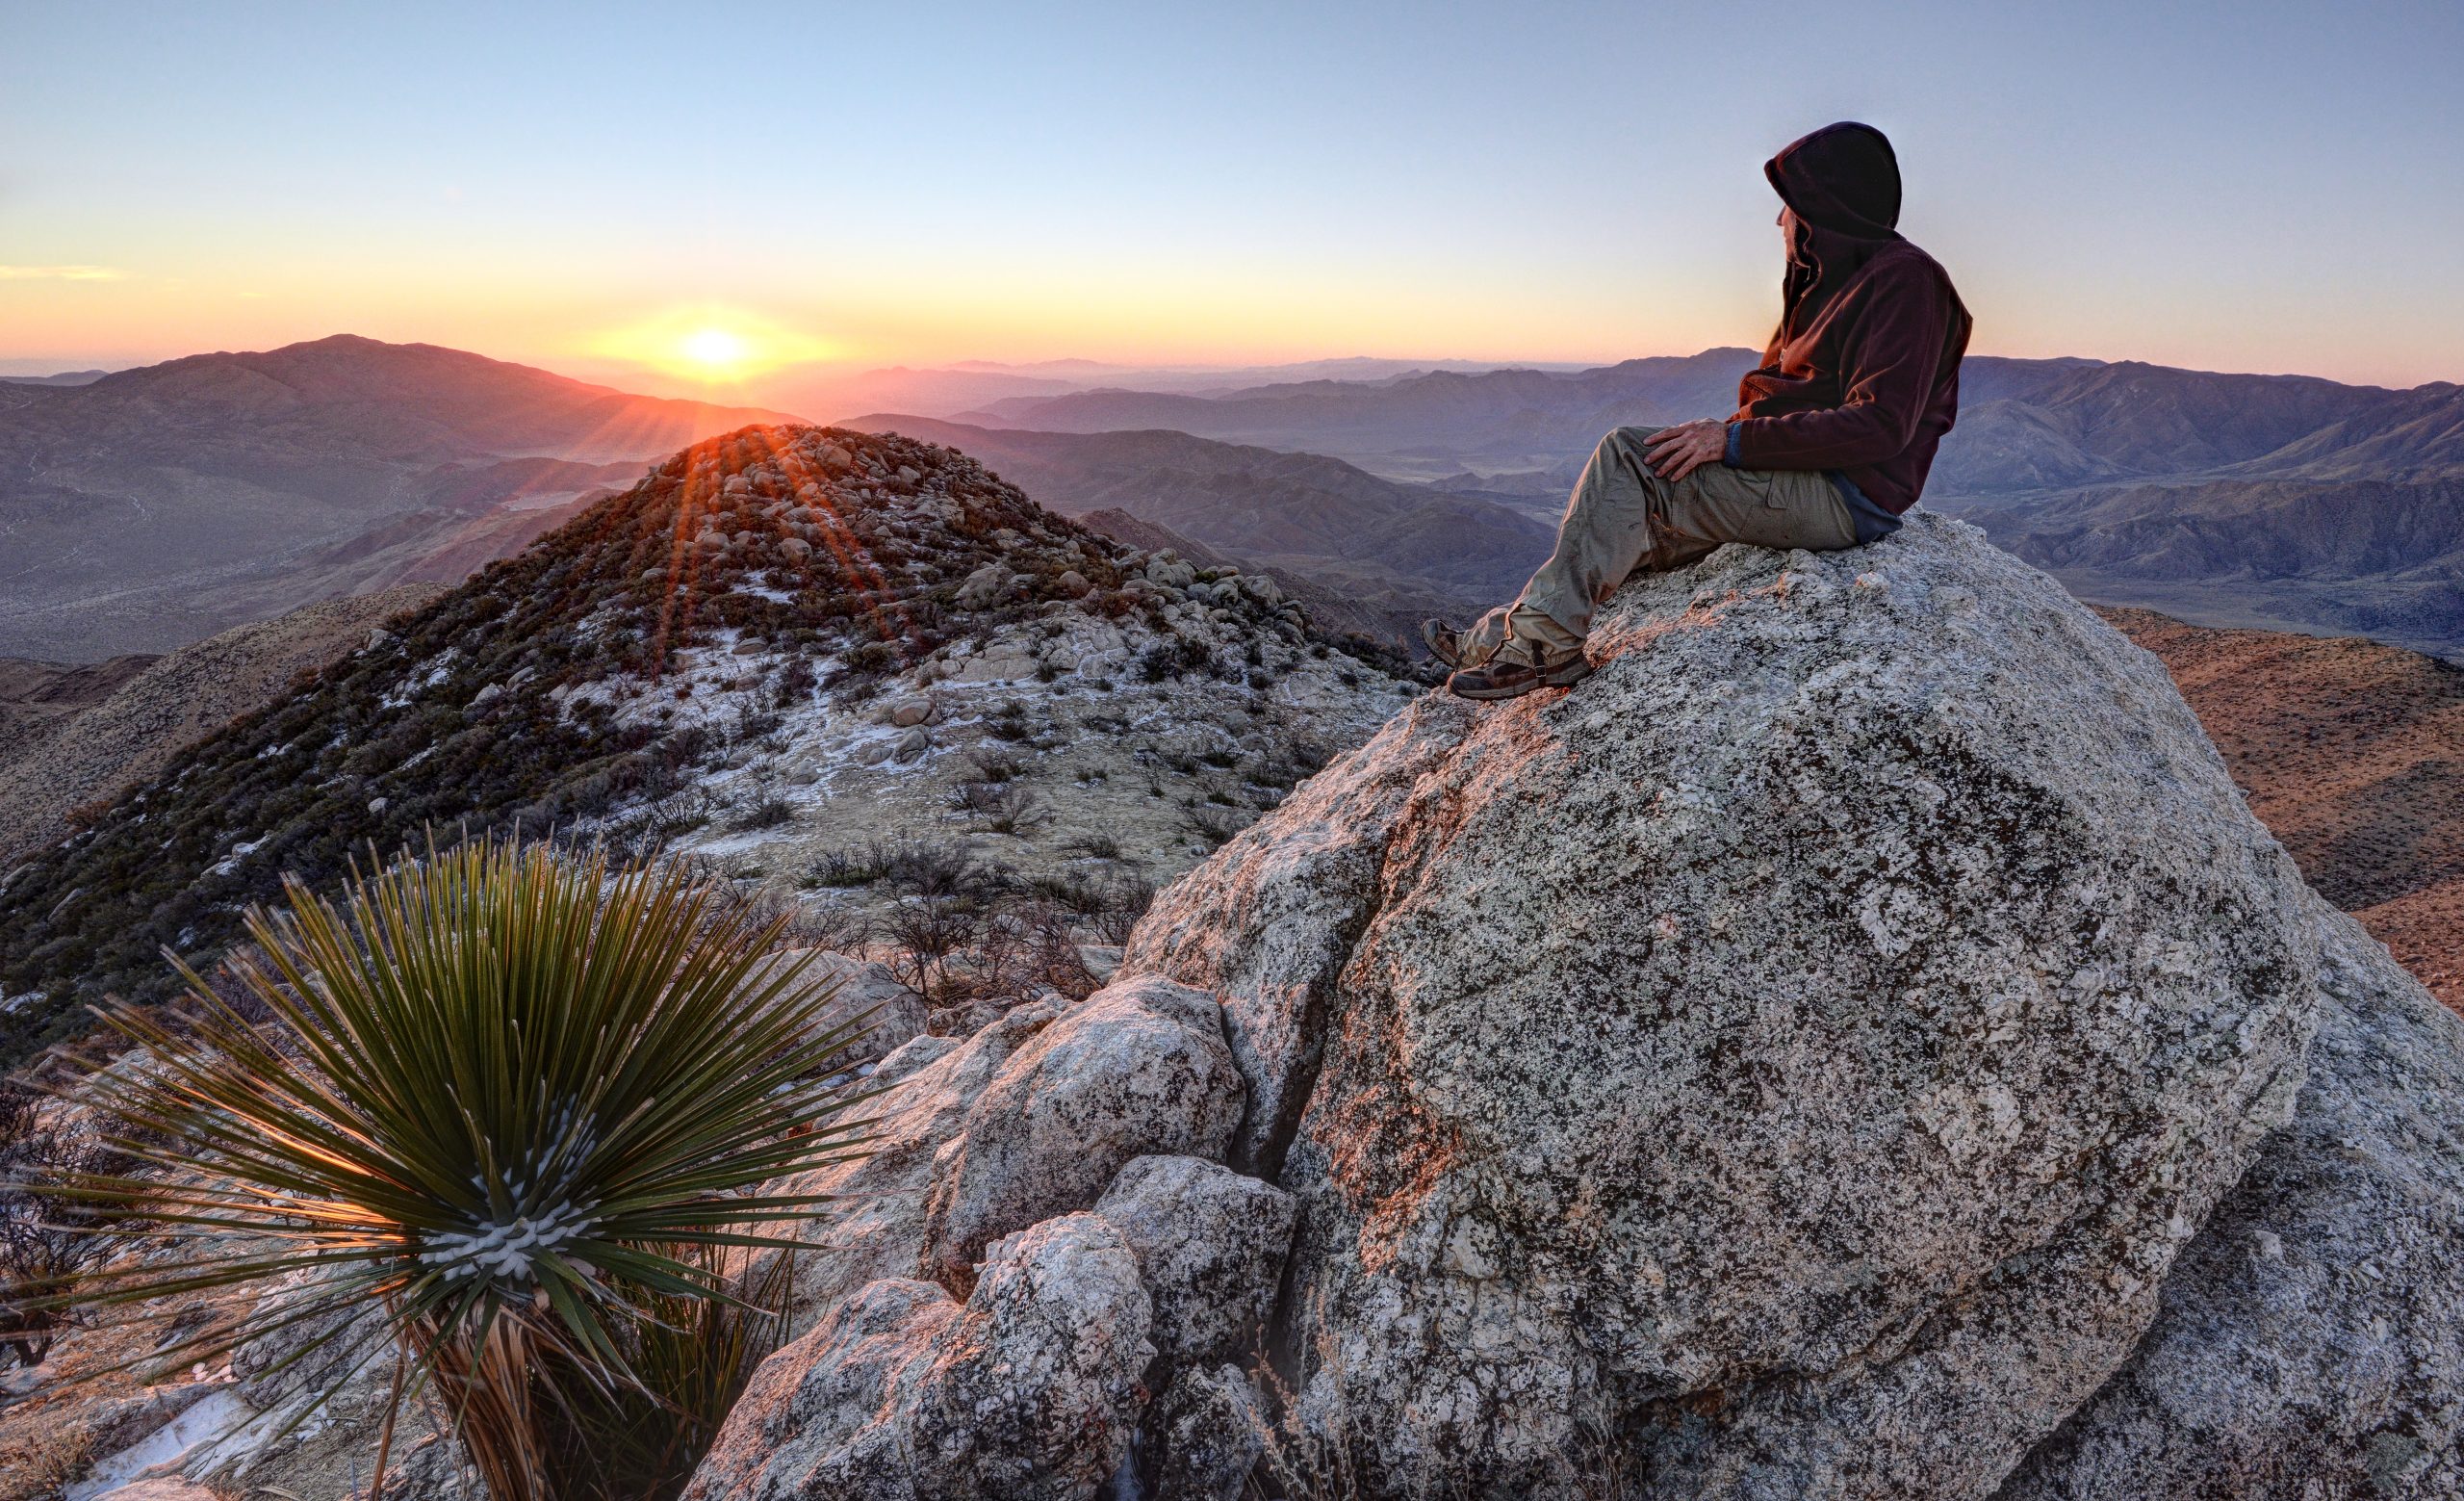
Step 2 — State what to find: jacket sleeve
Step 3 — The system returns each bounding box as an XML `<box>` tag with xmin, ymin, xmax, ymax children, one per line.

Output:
<box><xmin>1732</xmin><ymin>257</ymin><xmax>1948</xmax><ymax>471</ymax></box>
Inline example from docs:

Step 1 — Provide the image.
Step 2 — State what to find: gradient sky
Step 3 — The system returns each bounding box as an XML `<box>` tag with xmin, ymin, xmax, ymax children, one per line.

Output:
<box><xmin>6</xmin><ymin>0</ymin><xmax>2462</xmax><ymax>394</ymax></box>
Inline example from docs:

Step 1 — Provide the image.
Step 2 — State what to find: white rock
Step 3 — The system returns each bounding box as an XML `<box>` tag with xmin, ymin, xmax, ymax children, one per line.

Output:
<box><xmin>957</xmin><ymin>562</ymin><xmax>1013</xmax><ymax>608</ymax></box>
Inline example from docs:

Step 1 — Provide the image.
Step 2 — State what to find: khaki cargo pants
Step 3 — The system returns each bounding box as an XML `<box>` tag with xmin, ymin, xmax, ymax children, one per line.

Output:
<box><xmin>1460</xmin><ymin>426</ymin><xmax>1860</xmax><ymax>665</ymax></box>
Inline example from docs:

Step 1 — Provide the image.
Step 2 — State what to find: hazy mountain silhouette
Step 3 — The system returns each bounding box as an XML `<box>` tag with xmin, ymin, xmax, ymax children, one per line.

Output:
<box><xmin>0</xmin><ymin>370</ymin><xmax>113</xmax><ymax>387</ymax></box>
<box><xmin>0</xmin><ymin>335</ymin><xmax>798</xmax><ymax>660</ymax></box>
<box><xmin>954</xmin><ymin>349</ymin><xmax>2464</xmax><ymax>656</ymax></box>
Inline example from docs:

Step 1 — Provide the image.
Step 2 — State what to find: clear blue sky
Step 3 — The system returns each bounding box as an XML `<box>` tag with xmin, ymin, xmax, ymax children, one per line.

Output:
<box><xmin>6</xmin><ymin>0</ymin><xmax>2461</xmax><ymax>388</ymax></box>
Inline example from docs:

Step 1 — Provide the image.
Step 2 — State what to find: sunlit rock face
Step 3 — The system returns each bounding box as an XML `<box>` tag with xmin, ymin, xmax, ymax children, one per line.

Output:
<box><xmin>1133</xmin><ymin>514</ymin><xmax>2323</xmax><ymax>1497</ymax></box>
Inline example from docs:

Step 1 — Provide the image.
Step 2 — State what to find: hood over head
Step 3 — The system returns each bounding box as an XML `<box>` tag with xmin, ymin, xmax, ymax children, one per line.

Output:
<box><xmin>1766</xmin><ymin>121</ymin><xmax>1906</xmax><ymax>342</ymax></box>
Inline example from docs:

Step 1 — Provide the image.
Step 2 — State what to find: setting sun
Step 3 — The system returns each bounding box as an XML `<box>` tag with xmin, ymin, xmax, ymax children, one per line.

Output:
<box><xmin>589</xmin><ymin>309</ymin><xmax>840</xmax><ymax>385</ymax></box>
<box><xmin>679</xmin><ymin>325</ymin><xmax>752</xmax><ymax>377</ymax></box>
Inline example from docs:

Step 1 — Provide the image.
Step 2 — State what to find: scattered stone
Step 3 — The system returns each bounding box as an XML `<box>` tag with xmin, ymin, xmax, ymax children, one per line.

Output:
<box><xmin>957</xmin><ymin>562</ymin><xmax>1014</xmax><ymax>608</ymax></box>
<box><xmin>744</xmin><ymin>948</ymin><xmax>930</xmax><ymax>1065</ymax></box>
<box><xmin>892</xmin><ymin>727</ymin><xmax>930</xmax><ymax>762</ymax></box>
<box><xmin>886</xmin><ymin>696</ymin><xmax>936</xmax><ymax>728</ymax></box>
<box><xmin>1057</xmin><ymin>568</ymin><xmax>1093</xmax><ymax>598</ymax></box>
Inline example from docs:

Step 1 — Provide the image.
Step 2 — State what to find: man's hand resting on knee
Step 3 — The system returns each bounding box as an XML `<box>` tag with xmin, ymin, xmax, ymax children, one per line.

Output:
<box><xmin>1644</xmin><ymin>420</ymin><xmax>1728</xmax><ymax>482</ymax></box>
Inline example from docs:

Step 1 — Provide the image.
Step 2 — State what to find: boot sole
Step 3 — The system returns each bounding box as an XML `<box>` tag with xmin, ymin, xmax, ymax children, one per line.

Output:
<box><xmin>1446</xmin><ymin>658</ymin><xmax>1594</xmax><ymax>700</ymax></box>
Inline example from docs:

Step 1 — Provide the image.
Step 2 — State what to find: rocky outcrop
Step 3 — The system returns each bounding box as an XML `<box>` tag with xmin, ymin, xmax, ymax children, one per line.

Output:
<box><xmin>1134</xmin><ymin>514</ymin><xmax>2322</xmax><ymax>1495</ymax></box>
<box><xmin>687</xmin><ymin>515</ymin><xmax>2464</xmax><ymax>1501</ymax></box>
<box><xmin>2001</xmin><ymin>913</ymin><xmax>2464</xmax><ymax>1499</ymax></box>
<box><xmin>682</xmin><ymin>1214</ymin><xmax>1152</xmax><ymax>1501</ymax></box>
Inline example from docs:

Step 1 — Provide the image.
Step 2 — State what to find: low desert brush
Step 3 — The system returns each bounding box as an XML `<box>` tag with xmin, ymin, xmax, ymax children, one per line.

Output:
<box><xmin>37</xmin><ymin>836</ymin><xmax>877</xmax><ymax>1501</ymax></box>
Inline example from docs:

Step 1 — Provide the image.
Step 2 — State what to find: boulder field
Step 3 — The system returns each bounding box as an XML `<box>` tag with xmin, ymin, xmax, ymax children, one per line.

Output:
<box><xmin>686</xmin><ymin>515</ymin><xmax>2464</xmax><ymax>1501</ymax></box>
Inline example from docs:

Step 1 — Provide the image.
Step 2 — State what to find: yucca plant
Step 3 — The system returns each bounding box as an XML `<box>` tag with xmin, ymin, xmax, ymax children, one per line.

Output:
<box><xmin>39</xmin><ymin>837</ymin><xmax>877</xmax><ymax>1501</ymax></box>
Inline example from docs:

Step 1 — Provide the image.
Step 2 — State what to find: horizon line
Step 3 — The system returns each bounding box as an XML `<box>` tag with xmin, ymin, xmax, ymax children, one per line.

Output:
<box><xmin>2</xmin><ymin>333</ymin><xmax>2456</xmax><ymax>395</ymax></box>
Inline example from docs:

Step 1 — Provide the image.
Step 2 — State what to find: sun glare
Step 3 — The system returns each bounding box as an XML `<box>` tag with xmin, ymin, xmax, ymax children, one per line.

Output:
<box><xmin>679</xmin><ymin>326</ymin><xmax>752</xmax><ymax>377</ymax></box>
<box><xmin>590</xmin><ymin>310</ymin><xmax>838</xmax><ymax>385</ymax></box>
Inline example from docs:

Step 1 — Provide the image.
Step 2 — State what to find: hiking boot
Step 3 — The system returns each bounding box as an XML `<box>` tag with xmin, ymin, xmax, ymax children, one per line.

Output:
<box><xmin>1446</xmin><ymin>644</ymin><xmax>1593</xmax><ymax>700</ymax></box>
<box><xmin>1421</xmin><ymin>618</ymin><xmax>1467</xmax><ymax>668</ymax></box>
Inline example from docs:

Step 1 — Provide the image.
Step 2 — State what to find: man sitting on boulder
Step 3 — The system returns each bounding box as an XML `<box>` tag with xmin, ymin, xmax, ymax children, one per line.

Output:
<box><xmin>1431</xmin><ymin>120</ymin><xmax>1973</xmax><ymax>700</ymax></box>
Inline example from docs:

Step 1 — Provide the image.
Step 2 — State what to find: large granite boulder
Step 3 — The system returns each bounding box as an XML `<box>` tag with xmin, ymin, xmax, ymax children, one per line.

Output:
<box><xmin>2002</xmin><ymin>912</ymin><xmax>2464</xmax><ymax>1499</ymax></box>
<box><xmin>690</xmin><ymin>516</ymin><xmax>2464</xmax><ymax>1501</ymax></box>
<box><xmin>1093</xmin><ymin>1153</ymin><xmax>1296</xmax><ymax>1376</ymax></box>
<box><xmin>1129</xmin><ymin>515</ymin><xmax>2323</xmax><ymax>1496</ymax></box>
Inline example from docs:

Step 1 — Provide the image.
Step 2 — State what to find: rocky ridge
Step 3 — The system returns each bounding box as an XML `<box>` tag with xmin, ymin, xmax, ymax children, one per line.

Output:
<box><xmin>0</xmin><ymin>584</ymin><xmax>447</xmax><ymax>863</ymax></box>
<box><xmin>0</xmin><ymin>424</ymin><xmax>1416</xmax><ymax>1063</ymax></box>
<box><xmin>675</xmin><ymin>515</ymin><xmax>2464</xmax><ymax>1500</ymax></box>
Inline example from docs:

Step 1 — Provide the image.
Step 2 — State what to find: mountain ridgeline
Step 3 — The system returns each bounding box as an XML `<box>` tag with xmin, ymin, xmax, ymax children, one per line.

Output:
<box><xmin>0</xmin><ymin>335</ymin><xmax>796</xmax><ymax>660</ymax></box>
<box><xmin>931</xmin><ymin>349</ymin><xmax>2464</xmax><ymax>659</ymax></box>
<box><xmin>0</xmin><ymin>424</ymin><xmax>1412</xmax><ymax>1063</ymax></box>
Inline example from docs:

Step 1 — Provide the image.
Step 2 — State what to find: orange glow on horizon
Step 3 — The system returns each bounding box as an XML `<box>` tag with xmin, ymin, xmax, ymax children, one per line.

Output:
<box><xmin>587</xmin><ymin>309</ymin><xmax>842</xmax><ymax>386</ymax></box>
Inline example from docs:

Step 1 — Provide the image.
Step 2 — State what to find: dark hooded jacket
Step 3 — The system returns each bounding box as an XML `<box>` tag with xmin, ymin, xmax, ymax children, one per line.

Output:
<box><xmin>1728</xmin><ymin>122</ymin><xmax>1971</xmax><ymax>515</ymax></box>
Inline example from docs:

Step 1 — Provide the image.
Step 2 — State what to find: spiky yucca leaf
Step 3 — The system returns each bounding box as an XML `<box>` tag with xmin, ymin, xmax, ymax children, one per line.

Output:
<box><xmin>43</xmin><ymin>837</ymin><xmax>875</xmax><ymax>1498</ymax></box>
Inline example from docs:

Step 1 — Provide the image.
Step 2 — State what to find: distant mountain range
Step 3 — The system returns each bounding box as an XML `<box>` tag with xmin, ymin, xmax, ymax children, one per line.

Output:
<box><xmin>11</xmin><ymin>334</ymin><xmax>2458</xmax><ymax>664</ymax></box>
<box><xmin>0</xmin><ymin>335</ymin><xmax>794</xmax><ymax>659</ymax></box>
<box><xmin>939</xmin><ymin>350</ymin><xmax>2464</xmax><ymax>658</ymax></box>
<box><xmin>773</xmin><ymin>355</ymin><xmax>1596</xmax><ymax>427</ymax></box>
<box><xmin>0</xmin><ymin>370</ymin><xmax>112</xmax><ymax>387</ymax></box>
